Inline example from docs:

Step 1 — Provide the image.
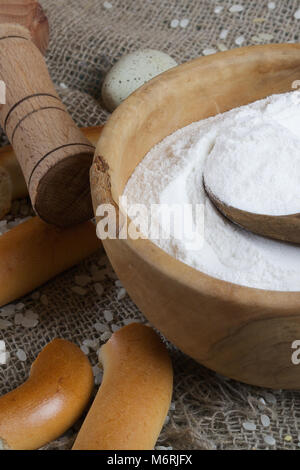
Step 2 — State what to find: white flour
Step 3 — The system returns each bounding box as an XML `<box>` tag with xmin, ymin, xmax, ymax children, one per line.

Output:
<box><xmin>204</xmin><ymin>91</ymin><xmax>300</xmax><ymax>215</ymax></box>
<box><xmin>123</xmin><ymin>91</ymin><xmax>300</xmax><ymax>291</ymax></box>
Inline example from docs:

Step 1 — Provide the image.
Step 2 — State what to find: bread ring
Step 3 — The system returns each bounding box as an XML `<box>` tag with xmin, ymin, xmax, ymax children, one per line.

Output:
<box><xmin>0</xmin><ymin>339</ymin><xmax>94</xmax><ymax>450</ymax></box>
<box><xmin>0</xmin><ymin>216</ymin><xmax>101</xmax><ymax>307</ymax></box>
<box><xmin>72</xmin><ymin>323</ymin><xmax>173</xmax><ymax>450</ymax></box>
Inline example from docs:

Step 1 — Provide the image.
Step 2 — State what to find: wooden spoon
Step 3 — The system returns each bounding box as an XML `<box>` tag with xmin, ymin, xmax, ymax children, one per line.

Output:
<box><xmin>0</xmin><ymin>1</ymin><xmax>95</xmax><ymax>227</ymax></box>
<box><xmin>204</xmin><ymin>181</ymin><xmax>300</xmax><ymax>244</ymax></box>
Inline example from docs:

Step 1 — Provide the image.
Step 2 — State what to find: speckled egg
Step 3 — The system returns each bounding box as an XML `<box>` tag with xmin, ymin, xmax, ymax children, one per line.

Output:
<box><xmin>101</xmin><ymin>49</ymin><xmax>178</xmax><ymax>112</ymax></box>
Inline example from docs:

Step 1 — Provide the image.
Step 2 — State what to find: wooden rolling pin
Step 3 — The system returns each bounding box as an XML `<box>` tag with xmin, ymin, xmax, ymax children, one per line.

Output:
<box><xmin>0</xmin><ymin>125</ymin><xmax>103</xmax><ymax>219</ymax></box>
<box><xmin>0</xmin><ymin>1</ymin><xmax>95</xmax><ymax>227</ymax></box>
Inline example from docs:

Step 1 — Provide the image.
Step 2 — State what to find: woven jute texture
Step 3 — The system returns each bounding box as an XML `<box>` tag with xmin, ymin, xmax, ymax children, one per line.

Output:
<box><xmin>1</xmin><ymin>0</ymin><xmax>300</xmax><ymax>450</ymax></box>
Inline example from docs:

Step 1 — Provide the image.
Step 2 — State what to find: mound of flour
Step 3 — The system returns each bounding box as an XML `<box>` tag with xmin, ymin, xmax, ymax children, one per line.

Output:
<box><xmin>123</xmin><ymin>91</ymin><xmax>300</xmax><ymax>291</ymax></box>
<box><xmin>204</xmin><ymin>92</ymin><xmax>300</xmax><ymax>215</ymax></box>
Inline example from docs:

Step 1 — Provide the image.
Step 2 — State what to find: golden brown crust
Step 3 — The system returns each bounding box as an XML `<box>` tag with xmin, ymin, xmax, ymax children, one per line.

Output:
<box><xmin>72</xmin><ymin>323</ymin><xmax>173</xmax><ymax>450</ymax></box>
<box><xmin>0</xmin><ymin>338</ymin><xmax>94</xmax><ymax>450</ymax></box>
<box><xmin>0</xmin><ymin>216</ymin><xmax>101</xmax><ymax>307</ymax></box>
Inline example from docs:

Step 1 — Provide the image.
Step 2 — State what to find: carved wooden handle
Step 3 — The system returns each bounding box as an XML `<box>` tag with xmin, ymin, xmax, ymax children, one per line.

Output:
<box><xmin>0</xmin><ymin>24</ymin><xmax>95</xmax><ymax>227</ymax></box>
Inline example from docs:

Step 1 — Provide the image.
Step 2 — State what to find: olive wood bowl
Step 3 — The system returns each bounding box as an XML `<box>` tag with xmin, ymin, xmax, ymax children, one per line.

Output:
<box><xmin>91</xmin><ymin>44</ymin><xmax>300</xmax><ymax>389</ymax></box>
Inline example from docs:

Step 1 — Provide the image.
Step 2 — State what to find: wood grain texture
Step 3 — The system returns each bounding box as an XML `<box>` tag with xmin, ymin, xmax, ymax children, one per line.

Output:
<box><xmin>0</xmin><ymin>24</ymin><xmax>95</xmax><ymax>227</ymax></box>
<box><xmin>0</xmin><ymin>0</ymin><xmax>49</xmax><ymax>54</ymax></box>
<box><xmin>91</xmin><ymin>44</ymin><xmax>300</xmax><ymax>389</ymax></box>
<box><xmin>0</xmin><ymin>125</ymin><xmax>103</xmax><ymax>204</ymax></box>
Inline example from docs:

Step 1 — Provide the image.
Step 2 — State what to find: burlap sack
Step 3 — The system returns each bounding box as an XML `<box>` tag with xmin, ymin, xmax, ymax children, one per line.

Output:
<box><xmin>1</xmin><ymin>0</ymin><xmax>300</xmax><ymax>450</ymax></box>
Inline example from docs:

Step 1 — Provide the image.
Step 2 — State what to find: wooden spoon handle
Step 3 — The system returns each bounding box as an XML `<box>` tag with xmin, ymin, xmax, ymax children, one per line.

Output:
<box><xmin>0</xmin><ymin>24</ymin><xmax>95</xmax><ymax>227</ymax></box>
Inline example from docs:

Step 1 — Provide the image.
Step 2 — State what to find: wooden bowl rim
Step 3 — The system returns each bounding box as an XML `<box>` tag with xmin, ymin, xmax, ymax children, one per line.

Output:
<box><xmin>92</xmin><ymin>43</ymin><xmax>300</xmax><ymax>312</ymax></box>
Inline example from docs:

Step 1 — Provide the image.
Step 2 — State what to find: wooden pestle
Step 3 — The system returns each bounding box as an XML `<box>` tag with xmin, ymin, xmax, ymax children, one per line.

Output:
<box><xmin>0</xmin><ymin>10</ymin><xmax>95</xmax><ymax>227</ymax></box>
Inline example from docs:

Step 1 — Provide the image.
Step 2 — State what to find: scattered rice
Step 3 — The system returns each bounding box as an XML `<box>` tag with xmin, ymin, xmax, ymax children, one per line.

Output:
<box><xmin>264</xmin><ymin>393</ymin><xmax>276</xmax><ymax>405</ymax></box>
<box><xmin>14</xmin><ymin>313</ymin><xmax>24</xmax><ymax>325</ymax></box>
<box><xmin>92</xmin><ymin>365</ymin><xmax>103</xmax><ymax>385</ymax></box>
<box><xmin>115</xmin><ymin>280</ymin><xmax>123</xmax><ymax>288</ymax></box>
<box><xmin>0</xmin><ymin>220</ymin><xmax>7</xmax><ymax>229</ymax></box>
<box><xmin>202</xmin><ymin>48</ymin><xmax>217</xmax><ymax>55</ymax></box>
<box><xmin>170</xmin><ymin>19</ymin><xmax>179</xmax><ymax>28</ymax></box>
<box><xmin>252</xmin><ymin>17</ymin><xmax>265</xmax><ymax>23</ymax></box>
<box><xmin>0</xmin><ymin>340</ymin><xmax>5</xmax><ymax>351</ymax></box>
<box><xmin>16</xmin><ymin>349</ymin><xmax>27</xmax><ymax>361</ymax></box>
<box><xmin>284</xmin><ymin>435</ymin><xmax>292</xmax><ymax>442</ymax></box>
<box><xmin>217</xmin><ymin>43</ymin><xmax>228</xmax><ymax>51</ymax></box>
<box><xmin>21</xmin><ymin>316</ymin><xmax>39</xmax><ymax>328</ymax></box>
<box><xmin>264</xmin><ymin>435</ymin><xmax>276</xmax><ymax>446</ymax></box>
<box><xmin>170</xmin><ymin>402</ymin><xmax>176</xmax><ymax>411</ymax></box>
<box><xmin>104</xmin><ymin>309</ymin><xmax>113</xmax><ymax>322</ymax></box>
<box><xmin>180</xmin><ymin>18</ymin><xmax>189</xmax><ymax>28</ymax></box>
<box><xmin>0</xmin><ymin>351</ymin><xmax>10</xmax><ymax>365</ymax></box>
<box><xmin>117</xmin><ymin>288</ymin><xmax>127</xmax><ymax>300</ymax></box>
<box><xmin>258</xmin><ymin>397</ymin><xmax>266</xmax><ymax>410</ymax></box>
<box><xmin>100</xmin><ymin>331</ymin><xmax>112</xmax><ymax>342</ymax></box>
<box><xmin>219</xmin><ymin>29</ymin><xmax>229</xmax><ymax>40</ymax></box>
<box><xmin>294</xmin><ymin>9</ymin><xmax>300</xmax><ymax>20</ymax></box>
<box><xmin>258</xmin><ymin>32</ymin><xmax>273</xmax><ymax>41</ymax></box>
<box><xmin>83</xmin><ymin>339</ymin><xmax>99</xmax><ymax>351</ymax></box>
<box><xmin>235</xmin><ymin>35</ymin><xmax>245</xmax><ymax>46</ymax></box>
<box><xmin>214</xmin><ymin>6</ymin><xmax>224</xmax><ymax>14</ymax></box>
<box><xmin>229</xmin><ymin>5</ymin><xmax>244</xmax><ymax>13</ymax></box>
<box><xmin>24</xmin><ymin>310</ymin><xmax>39</xmax><ymax>321</ymax></box>
<box><xmin>268</xmin><ymin>2</ymin><xmax>276</xmax><ymax>9</ymax></box>
<box><xmin>0</xmin><ymin>305</ymin><xmax>15</xmax><ymax>317</ymax></box>
<box><xmin>111</xmin><ymin>324</ymin><xmax>119</xmax><ymax>332</ymax></box>
<box><xmin>94</xmin><ymin>322</ymin><xmax>110</xmax><ymax>333</ymax></box>
<box><xmin>123</xmin><ymin>318</ymin><xmax>136</xmax><ymax>325</ymax></box>
<box><xmin>242</xmin><ymin>421</ymin><xmax>257</xmax><ymax>431</ymax></box>
<box><xmin>80</xmin><ymin>345</ymin><xmax>90</xmax><ymax>355</ymax></box>
<box><xmin>95</xmin><ymin>373</ymin><xmax>102</xmax><ymax>385</ymax></box>
<box><xmin>156</xmin><ymin>446</ymin><xmax>173</xmax><ymax>450</ymax></box>
<box><xmin>103</xmin><ymin>1</ymin><xmax>112</xmax><ymax>9</ymax></box>
<box><xmin>15</xmin><ymin>303</ymin><xmax>25</xmax><ymax>311</ymax></box>
<box><xmin>260</xmin><ymin>414</ymin><xmax>270</xmax><ymax>427</ymax></box>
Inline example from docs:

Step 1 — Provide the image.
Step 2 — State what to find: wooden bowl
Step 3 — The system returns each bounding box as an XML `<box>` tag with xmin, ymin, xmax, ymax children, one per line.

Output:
<box><xmin>91</xmin><ymin>44</ymin><xmax>300</xmax><ymax>389</ymax></box>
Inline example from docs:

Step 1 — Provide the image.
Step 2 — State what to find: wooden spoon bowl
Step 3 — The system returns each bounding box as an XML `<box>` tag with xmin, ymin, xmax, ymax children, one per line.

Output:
<box><xmin>204</xmin><ymin>176</ymin><xmax>300</xmax><ymax>244</ymax></box>
<box><xmin>91</xmin><ymin>44</ymin><xmax>300</xmax><ymax>389</ymax></box>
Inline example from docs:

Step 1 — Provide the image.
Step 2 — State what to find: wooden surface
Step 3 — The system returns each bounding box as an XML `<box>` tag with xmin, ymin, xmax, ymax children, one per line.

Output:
<box><xmin>205</xmin><ymin>184</ymin><xmax>300</xmax><ymax>244</ymax></box>
<box><xmin>0</xmin><ymin>125</ymin><xmax>103</xmax><ymax>203</ymax></box>
<box><xmin>0</xmin><ymin>22</ymin><xmax>95</xmax><ymax>227</ymax></box>
<box><xmin>91</xmin><ymin>44</ymin><xmax>300</xmax><ymax>389</ymax></box>
<box><xmin>0</xmin><ymin>0</ymin><xmax>49</xmax><ymax>54</ymax></box>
